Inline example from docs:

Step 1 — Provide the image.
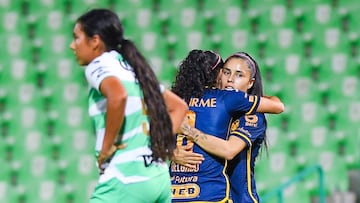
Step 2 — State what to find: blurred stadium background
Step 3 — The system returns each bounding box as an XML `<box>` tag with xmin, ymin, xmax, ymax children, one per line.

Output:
<box><xmin>0</xmin><ymin>0</ymin><xmax>359</xmax><ymax>202</ymax></box>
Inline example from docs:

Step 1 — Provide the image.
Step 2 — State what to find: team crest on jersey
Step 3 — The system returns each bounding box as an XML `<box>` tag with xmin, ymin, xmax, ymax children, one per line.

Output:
<box><xmin>231</xmin><ymin>119</ymin><xmax>240</xmax><ymax>131</ymax></box>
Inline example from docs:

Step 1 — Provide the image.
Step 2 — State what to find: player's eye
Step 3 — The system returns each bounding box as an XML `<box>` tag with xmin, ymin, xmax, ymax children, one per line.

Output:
<box><xmin>235</xmin><ymin>73</ymin><xmax>243</xmax><ymax>78</ymax></box>
<box><xmin>222</xmin><ymin>69</ymin><xmax>230</xmax><ymax>75</ymax></box>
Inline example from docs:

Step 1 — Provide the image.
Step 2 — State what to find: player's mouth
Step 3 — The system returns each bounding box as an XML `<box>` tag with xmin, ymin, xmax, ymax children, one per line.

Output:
<box><xmin>224</xmin><ymin>86</ymin><xmax>234</xmax><ymax>90</ymax></box>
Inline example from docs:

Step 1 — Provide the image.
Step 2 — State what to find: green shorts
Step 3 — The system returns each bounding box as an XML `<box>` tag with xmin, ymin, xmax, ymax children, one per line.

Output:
<box><xmin>90</xmin><ymin>172</ymin><xmax>171</xmax><ymax>203</ymax></box>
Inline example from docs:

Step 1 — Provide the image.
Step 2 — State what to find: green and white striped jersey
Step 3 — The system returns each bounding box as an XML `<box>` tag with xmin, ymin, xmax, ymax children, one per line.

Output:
<box><xmin>85</xmin><ymin>50</ymin><xmax>167</xmax><ymax>184</ymax></box>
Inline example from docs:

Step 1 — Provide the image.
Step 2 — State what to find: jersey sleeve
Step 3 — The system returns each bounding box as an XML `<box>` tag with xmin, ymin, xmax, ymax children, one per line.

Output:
<box><xmin>223</xmin><ymin>90</ymin><xmax>260</xmax><ymax>116</ymax></box>
<box><xmin>85</xmin><ymin>56</ymin><xmax>119</xmax><ymax>92</ymax></box>
<box><xmin>229</xmin><ymin>113</ymin><xmax>266</xmax><ymax>148</ymax></box>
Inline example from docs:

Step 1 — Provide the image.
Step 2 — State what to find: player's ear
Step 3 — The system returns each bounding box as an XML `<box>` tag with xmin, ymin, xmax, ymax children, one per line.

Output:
<box><xmin>247</xmin><ymin>78</ymin><xmax>255</xmax><ymax>90</ymax></box>
<box><xmin>90</xmin><ymin>34</ymin><xmax>103</xmax><ymax>50</ymax></box>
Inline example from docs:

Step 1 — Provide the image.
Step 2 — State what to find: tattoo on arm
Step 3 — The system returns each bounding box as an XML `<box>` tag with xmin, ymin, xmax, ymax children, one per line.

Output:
<box><xmin>191</xmin><ymin>128</ymin><xmax>207</xmax><ymax>143</ymax></box>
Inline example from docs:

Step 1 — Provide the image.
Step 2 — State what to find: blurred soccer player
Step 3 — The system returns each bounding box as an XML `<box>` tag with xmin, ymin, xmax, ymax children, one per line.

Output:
<box><xmin>70</xmin><ymin>8</ymin><xmax>187</xmax><ymax>203</ymax></box>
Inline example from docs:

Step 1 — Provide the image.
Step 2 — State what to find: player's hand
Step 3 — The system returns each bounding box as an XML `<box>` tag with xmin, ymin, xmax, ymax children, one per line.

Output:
<box><xmin>98</xmin><ymin>144</ymin><xmax>127</xmax><ymax>174</ymax></box>
<box><xmin>172</xmin><ymin>146</ymin><xmax>204</xmax><ymax>169</ymax></box>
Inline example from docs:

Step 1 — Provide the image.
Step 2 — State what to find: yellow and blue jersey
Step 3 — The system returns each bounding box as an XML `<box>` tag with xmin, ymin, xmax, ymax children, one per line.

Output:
<box><xmin>227</xmin><ymin>113</ymin><xmax>266</xmax><ymax>203</ymax></box>
<box><xmin>170</xmin><ymin>88</ymin><xmax>260</xmax><ymax>202</ymax></box>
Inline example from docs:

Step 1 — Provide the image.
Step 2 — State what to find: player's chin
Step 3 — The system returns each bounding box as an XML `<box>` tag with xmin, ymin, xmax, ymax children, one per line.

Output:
<box><xmin>76</xmin><ymin>58</ymin><xmax>88</xmax><ymax>66</ymax></box>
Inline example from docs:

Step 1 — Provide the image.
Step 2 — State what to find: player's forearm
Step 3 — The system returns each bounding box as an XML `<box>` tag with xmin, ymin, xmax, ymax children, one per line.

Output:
<box><xmin>163</xmin><ymin>90</ymin><xmax>189</xmax><ymax>133</ymax></box>
<box><xmin>186</xmin><ymin>128</ymin><xmax>238</xmax><ymax>160</ymax></box>
<box><xmin>102</xmin><ymin>96</ymin><xmax>126</xmax><ymax>153</ymax></box>
<box><xmin>168</xmin><ymin>104</ymin><xmax>188</xmax><ymax>134</ymax></box>
<box><xmin>257</xmin><ymin>96</ymin><xmax>284</xmax><ymax>114</ymax></box>
<box><xmin>99</xmin><ymin>77</ymin><xmax>127</xmax><ymax>154</ymax></box>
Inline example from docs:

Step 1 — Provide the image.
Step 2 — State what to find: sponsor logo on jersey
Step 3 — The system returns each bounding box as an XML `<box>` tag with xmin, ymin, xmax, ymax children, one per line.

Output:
<box><xmin>90</xmin><ymin>66</ymin><xmax>109</xmax><ymax>78</ymax></box>
<box><xmin>238</xmin><ymin>127</ymin><xmax>251</xmax><ymax>137</ymax></box>
<box><xmin>142</xmin><ymin>155</ymin><xmax>154</xmax><ymax>167</ymax></box>
<box><xmin>172</xmin><ymin>184</ymin><xmax>200</xmax><ymax>198</ymax></box>
<box><xmin>188</xmin><ymin>98</ymin><xmax>216</xmax><ymax>107</ymax></box>
<box><xmin>171</xmin><ymin>175</ymin><xmax>198</xmax><ymax>183</ymax></box>
<box><xmin>92</xmin><ymin>60</ymin><xmax>100</xmax><ymax>64</ymax></box>
<box><xmin>170</xmin><ymin>162</ymin><xmax>200</xmax><ymax>172</ymax></box>
<box><xmin>249</xmin><ymin>95</ymin><xmax>255</xmax><ymax>102</ymax></box>
<box><xmin>245</xmin><ymin>115</ymin><xmax>258</xmax><ymax>127</ymax></box>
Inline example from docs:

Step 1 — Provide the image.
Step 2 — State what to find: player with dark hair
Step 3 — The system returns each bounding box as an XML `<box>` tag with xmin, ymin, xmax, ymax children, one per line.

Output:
<box><xmin>170</xmin><ymin>50</ymin><xmax>283</xmax><ymax>202</ymax></box>
<box><xmin>181</xmin><ymin>52</ymin><xmax>274</xmax><ymax>203</ymax></box>
<box><xmin>70</xmin><ymin>8</ymin><xmax>188</xmax><ymax>203</ymax></box>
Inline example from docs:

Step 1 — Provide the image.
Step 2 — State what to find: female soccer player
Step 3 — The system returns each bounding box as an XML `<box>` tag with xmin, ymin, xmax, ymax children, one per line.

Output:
<box><xmin>181</xmin><ymin>52</ymin><xmax>273</xmax><ymax>203</ymax></box>
<box><xmin>170</xmin><ymin>50</ymin><xmax>283</xmax><ymax>202</ymax></box>
<box><xmin>70</xmin><ymin>8</ymin><xmax>188</xmax><ymax>203</ymax></box>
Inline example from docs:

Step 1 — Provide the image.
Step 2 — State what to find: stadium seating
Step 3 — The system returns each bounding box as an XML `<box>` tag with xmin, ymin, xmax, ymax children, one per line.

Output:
<box><xmin>0</xmin><ymin>0</ymin><xmax>359</xmax><ymax>202</ymax></box>
<box><xmin>255</xmin><ymin>151</ymin><xmax>299</xmax><ymax>197</ymax></box>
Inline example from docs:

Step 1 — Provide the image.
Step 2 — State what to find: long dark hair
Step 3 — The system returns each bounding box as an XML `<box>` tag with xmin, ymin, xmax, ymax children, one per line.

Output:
<box><xmin>225</xmin><ymin>52</ymin><xmax>268</xmax><ymax>154</ymax></box>
<box><xmin>171</xmin><ymin>49</ymin><xmax>224</xmax><ymax>103</ymax></box>
<box><xmin>77</xmin><ymin>9</ymin><xmax>175</xmax><ymax>161</ymax></box>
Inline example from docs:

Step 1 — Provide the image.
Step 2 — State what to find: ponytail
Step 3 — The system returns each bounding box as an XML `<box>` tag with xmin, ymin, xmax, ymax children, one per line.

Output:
<box><xmin>76</xmin><ymin>8</ymin><xmax>175</xmax><ymax>161</ymax></box>
<box><xmin>119</xmin><ymin>39</ymin><xmax>175</xmax><ymax>161</ymax></box>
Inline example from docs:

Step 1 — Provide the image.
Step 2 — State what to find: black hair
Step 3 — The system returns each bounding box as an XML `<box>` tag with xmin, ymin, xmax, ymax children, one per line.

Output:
<box><xmin>171</xmin><ymin>49</ymin><xmax>224</xmax><ymax>103</ymax></box>
<box><xmin>77</xmin><ymin>8</ymin><xmax>175</xmax><ymax>161</ymax></box>
<box><xmin>225</xmin><ymin>52</ymin><xmax>268</xmax><ymax>154</ymax></box>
